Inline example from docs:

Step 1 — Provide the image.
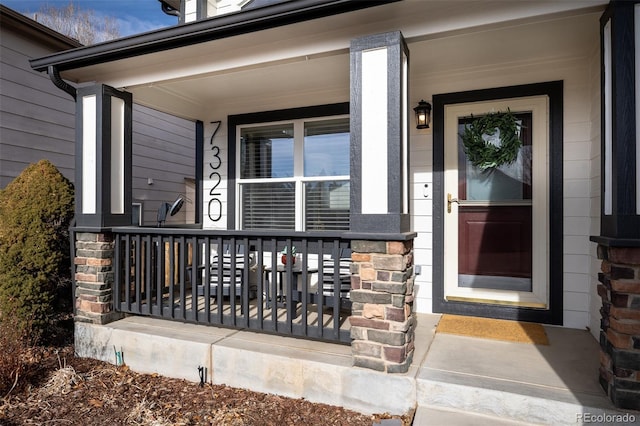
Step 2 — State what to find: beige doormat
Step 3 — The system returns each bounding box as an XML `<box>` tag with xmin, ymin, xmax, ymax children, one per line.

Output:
<box><xmin>436</xmin><ymin>314</ymin><xmax>549</xmax><ymax>345</ymax></box>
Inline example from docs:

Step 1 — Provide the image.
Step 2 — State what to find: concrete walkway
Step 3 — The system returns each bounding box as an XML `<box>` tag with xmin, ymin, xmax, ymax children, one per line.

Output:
<box><xmin>75</xmin><ymin>313</ymin><xmax>636</xmax><ymax>425</ymax></box>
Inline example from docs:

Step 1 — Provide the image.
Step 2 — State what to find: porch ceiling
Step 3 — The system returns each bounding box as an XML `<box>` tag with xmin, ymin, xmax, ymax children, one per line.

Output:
<box><xmin>53</xmin><ymin>0</ymin><xmax>606</xmax><ymax>121</ymax></box>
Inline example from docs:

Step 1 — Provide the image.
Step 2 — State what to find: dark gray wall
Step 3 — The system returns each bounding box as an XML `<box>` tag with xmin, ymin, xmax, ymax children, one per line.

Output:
<box><xmin>132</xmin><ymin>104</ymin><xmax>196</xmax><ymax>225</ymax></box>
<box><xmin>0</xmin><ymin>26</ymin><xmax>76</xmax><ymax>186</ymax></box>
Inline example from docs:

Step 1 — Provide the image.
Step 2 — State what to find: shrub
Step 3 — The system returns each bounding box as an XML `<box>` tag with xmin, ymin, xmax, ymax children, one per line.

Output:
<box><xmin>0</xmin><ymin>160</ymin><xmax>74</xmax><ymax>343</ymax></box>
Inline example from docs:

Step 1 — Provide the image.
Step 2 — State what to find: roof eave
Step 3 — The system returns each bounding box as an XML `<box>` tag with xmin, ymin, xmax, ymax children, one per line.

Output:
<box><xmin>30</xmin><ymin>0</ymin><xmax>398</xmax><ymax>73</ymax></box>
<box><xmin>0</xmin><ymin>4</ymin><xmax>83</xmax><ymax>50</ymax></box>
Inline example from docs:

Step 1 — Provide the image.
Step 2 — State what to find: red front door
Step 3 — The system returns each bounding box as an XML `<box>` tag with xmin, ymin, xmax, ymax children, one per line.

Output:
<box><xmin>444</xmin><ymin>98</ymin><xmax>549</xmax><ymax>309</ymax></box>
<box><xmin>457</xmin><ymin>113</ymin><xmax>532</xmax><ymax>292</ymax></box>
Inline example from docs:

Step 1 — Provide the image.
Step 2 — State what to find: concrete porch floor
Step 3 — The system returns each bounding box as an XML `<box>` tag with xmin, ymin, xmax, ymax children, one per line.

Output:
<box><xmin>75</xmin><ymin>313</ymin><xmax>636</xmax><ymax>425</ymax></box>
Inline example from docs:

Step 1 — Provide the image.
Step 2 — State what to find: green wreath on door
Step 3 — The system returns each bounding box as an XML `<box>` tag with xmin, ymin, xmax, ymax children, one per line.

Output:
<box><xmin>461</xmin><ymin>109</ymin><xmax>522</xmax><ymax>171</ymax></box>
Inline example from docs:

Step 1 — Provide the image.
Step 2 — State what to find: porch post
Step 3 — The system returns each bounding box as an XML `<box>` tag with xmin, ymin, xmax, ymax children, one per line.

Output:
<box><xmin>349</xmin><ymin>31</ymin><xmax>416</xmax><ymax>373</ymax></box>
<box><xmin>73</xmin><ymin>83</ymin><xmax>132</xmax><ymax>325</ymax></box>
<box><xmin>75</xmin><ymin>84</ymin><xmax>132</xmax><ymax>229</ymax></box>
<box><xmin>591</xmin><ymin>0</ymin><xmax>640</xmax><ymax>411</ymax></box>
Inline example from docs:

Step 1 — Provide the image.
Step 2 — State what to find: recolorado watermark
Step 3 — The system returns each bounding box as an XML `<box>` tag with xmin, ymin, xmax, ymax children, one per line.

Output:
<box><xmin>577</xmin><ymin>413</ymin><xmax>636</xmax><ymax>423</ymax></box>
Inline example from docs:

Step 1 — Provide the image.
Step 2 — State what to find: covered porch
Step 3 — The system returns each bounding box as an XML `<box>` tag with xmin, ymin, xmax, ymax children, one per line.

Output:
<box><xmin>30</xmin><ymin>0</ymin><xmax>640</xmax><ymax>415</ymax></box>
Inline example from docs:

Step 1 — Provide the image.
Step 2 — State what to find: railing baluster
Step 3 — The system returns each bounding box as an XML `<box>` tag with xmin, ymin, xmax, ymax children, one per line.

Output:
<box><xmin>186</xmin><ymin>236</ymin><xmax>199</xmax><ymax>322</ymax></box>
<box><xmin>317</xmin><ymin>240</ymin><xmax>325</xmax><ymax>339</ymax></box>
<box><xmin>124</xmin><ymin>236</ymin><xmax>131</xmax><ymax>312</ymax></box>
<box><xmin>114</xmin><ymin>235</ymin><xmax>121</xmax><ymax>311</ymax></box>
<box><xmin>134</xmin><ymin>234</ymin><xmax>142</xmax><ymax>314</ymax></box>
<box><xmin>228</xmin><ymin>236</ymin><xmax>237</xmax><ymax>326</ymax></box>
<box><xmin>241</xmin><ymin>237</ymin><xmax>250</xmax><ymax>327</ymax></box>
<box><xmin>155</xmin><ymin>235</ymin><xmax>162</xmax><ymax>316</ymax></box>
<box><xmin>300</xmin><ymin>238</ymin><xmax>309</xmax><ymax>336</ymax></box>
<box><xmin>179</xmin><ymin>236</ymin><xmax>186</xmax><ymax>320</ymax></box>
<box><xmin>255</xmin><ymin>238</ymin><xmax>264</xmax><ymax>329</ymax></box>
<box><xmin>214</xmin><ymin>237</ymin><xmax>223</xmax><ymax>323</ymax></box>
<box><xmin>269</xmin><ymin>238</ymin><xmax>278</xmax><ymax>330</ymax></box>
<box><xmin>159</xmin><ymin>236</ymin><xmax>166</xmax><ymax>316</ymax></box>
<box><xmin>145</xmin><ymin>235</ymin><xmax>152</xmax><ymax>315</ymax></box>
<box><xmin>169</xmin><ymin>236</ymin><xmax>175</xmax><ymax>319</ymax></box>
<box><xmin>204</xmin><ymin>237</ymin><xmax>211</xmax><ymax>323</ymax></box>
<box><xmin>331</xmin><ymin>239</ymin><xmax>341</xmax><ymax>341</ymax></box>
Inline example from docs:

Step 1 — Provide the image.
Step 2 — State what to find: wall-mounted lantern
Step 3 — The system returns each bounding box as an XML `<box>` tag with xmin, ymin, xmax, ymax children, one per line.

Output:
<box><xmin>414</xmin><ymin>99</ymin><xmax>432</xmax><ymax>129</ymax></box>
<box><xmin>157</xmin><ymin>195</ymin><xmax>185</xmax><ymax>227</ymax></box>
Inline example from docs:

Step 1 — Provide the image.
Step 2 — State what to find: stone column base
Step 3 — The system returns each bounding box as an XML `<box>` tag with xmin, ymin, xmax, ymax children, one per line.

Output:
<box><xmin>350</xmin><ymin>239</ymin><xmax>415</xmax><ymax>373</ymax></box>
<box><xmin>596</xmin><ymin>245</ymin><xmax>640</xmax><ymax>411</ymax></box>
<box><xmin>74</xmin><ymin>232</ymin><xmax>123</xmax><ymax>325</ymax></box>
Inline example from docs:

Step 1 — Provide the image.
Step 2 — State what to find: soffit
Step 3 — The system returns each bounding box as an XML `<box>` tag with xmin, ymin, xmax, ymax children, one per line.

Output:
<box><xmin>60</xmin><ymin>0</ymin><xmax>605</xmax><ymax>120</ymax></box>
<box><xmin>60</xmin><ymin>0</ymin><xmax>605</xmax><ymax>86</ymax></box>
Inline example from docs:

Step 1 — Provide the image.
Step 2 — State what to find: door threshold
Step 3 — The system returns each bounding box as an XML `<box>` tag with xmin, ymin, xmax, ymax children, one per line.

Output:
<box><xmin>458</xmin><ymin>274</ymin><xmax>532</xmax><ymax>292</ymax></box>
<box><xmin>445</xmin><ymin>295</ymin><xmax>547</xmax><ymax>309</ymax></box>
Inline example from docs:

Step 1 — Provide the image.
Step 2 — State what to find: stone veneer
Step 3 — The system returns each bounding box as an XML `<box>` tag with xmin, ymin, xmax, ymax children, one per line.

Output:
<box><xmin>74</xmin><ymin>232</ymin><xmax>122</xmax><ymax>324</ymax></box>
<box><xmin>349</xmin><ymin>239</ymin><xmax>415</xmax><ymax>373</ymax></box>
<box><xmin>596</xmin><ymin>245</ymin><xmax>640</xmax><ymax>411</ymax></box>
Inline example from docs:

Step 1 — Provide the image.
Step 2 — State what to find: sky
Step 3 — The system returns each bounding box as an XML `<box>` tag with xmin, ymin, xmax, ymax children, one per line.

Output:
<box><xmin>1</xmin><ymin>0</ymin><xmax>179</xmax><ymax>37</ymax></box>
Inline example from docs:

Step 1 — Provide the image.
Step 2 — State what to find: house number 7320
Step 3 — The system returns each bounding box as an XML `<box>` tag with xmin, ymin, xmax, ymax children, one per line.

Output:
<box><xmin>207</xmin><ymin>122</ymin><xmax>222</xmax><ymax>222</ymax></box>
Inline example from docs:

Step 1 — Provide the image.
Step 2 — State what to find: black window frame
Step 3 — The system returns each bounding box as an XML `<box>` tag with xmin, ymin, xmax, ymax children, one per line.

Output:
<box><xmin>227</xmin><ymin>102</ymin><xmax>349</xmax><ymax>230</ymax></box>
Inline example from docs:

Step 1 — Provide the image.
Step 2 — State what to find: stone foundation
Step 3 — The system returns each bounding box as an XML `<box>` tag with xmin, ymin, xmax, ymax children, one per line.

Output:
<box><xmin>349</xmin><ymin>239</ymin><xmax>415</xmax><ymax>373</ymax></box>
<box><xmin>74</xmin><ymin>232</ymin><xmax>122</xmax><ymax>324</ymax></box>
<box><xmin>596</xmin><ymin>245</ymin><xmax>640</xmax><ymax>411</ymax></box>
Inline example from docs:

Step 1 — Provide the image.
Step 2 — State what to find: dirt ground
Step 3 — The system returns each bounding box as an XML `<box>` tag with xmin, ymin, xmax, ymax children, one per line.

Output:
<box><xmin>0</xmin><ymin>344</ymin><xmax>412</xmax><ymax>425</ymax></box>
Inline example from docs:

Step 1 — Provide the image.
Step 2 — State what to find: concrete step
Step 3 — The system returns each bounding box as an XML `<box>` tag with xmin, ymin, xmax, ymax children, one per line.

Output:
<box><xmin>413</xmin><ymin>405</ymin><xmax>536</xmax><ymax>425</ymax></box>
<box><xmin>415</xmin><ymin>367</ymin><xmax>625</xmax><ymax>425</ymax></box>
<box><xmin>414</xmin><ymin>328</ymin><xmax>633</xmax><ymax>425</ymax></box>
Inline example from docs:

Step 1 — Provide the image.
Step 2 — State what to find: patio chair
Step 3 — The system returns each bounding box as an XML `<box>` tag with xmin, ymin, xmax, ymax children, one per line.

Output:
<box><xmin>197</xmin><ymin>245</ymin><xmax>257</xmax><ymax>300</ymax></box>
<box><xmin>314</xmin><ymin>248</ymin><xmax>352</xmax><ymax>310</ymax></box>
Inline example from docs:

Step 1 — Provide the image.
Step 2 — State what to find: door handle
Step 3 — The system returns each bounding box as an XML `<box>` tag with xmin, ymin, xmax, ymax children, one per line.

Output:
<box><xmin>447</xmin><ymin>193</ymin><xmax>459</xmax><ymax>213</ymax></box>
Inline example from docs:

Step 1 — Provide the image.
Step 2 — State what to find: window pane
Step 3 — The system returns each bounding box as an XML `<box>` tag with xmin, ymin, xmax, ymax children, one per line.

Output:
<box><xmin>305</xmin><ymin>180</ymin><xmax>350</xmax><ymax>231</ymax></box>
<box><xmin>304</xmin><ymin>118</ymin><xmax>350</xmax><ymax>177</ymax></box>
<box><xmin>241</xmin><ymin>182</ymin><xmax>295</xmax><ymax>230</ymax></box>
<box><xmin>241</xmin><ymin>124</ymin><xmax>294</xmax><ymax>178</ymax></box>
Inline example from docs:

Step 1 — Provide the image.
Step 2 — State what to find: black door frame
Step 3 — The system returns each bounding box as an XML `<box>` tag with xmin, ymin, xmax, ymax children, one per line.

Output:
<box><xmin>432</xmin><ymin>81</ymin><xmax>564</xmax><ymax>325</ymax></box>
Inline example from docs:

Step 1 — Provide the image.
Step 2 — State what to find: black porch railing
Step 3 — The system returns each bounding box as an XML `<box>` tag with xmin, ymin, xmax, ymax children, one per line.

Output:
<box><xmin>113</xmin><ymin>227</ymin><xmax>352</xmax><ymax>344</ymax></box>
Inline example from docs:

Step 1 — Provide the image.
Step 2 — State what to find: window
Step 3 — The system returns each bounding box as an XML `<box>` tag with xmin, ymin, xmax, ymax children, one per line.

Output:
<box><xmin>237</xmin><ymin>116</ymin><xmax>349</xmax><ymax>231</ymax></box>
<box><xmin>132</xmin><ymin>202</ymin><xmax>142</xmax><ymax>226</ymax></box>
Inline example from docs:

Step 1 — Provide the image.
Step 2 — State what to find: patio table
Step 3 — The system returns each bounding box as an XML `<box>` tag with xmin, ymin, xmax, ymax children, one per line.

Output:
<box><xmin>264</xmin><ymin>265</ymin><xmax>318</xmax><ymax>310</ymax></box>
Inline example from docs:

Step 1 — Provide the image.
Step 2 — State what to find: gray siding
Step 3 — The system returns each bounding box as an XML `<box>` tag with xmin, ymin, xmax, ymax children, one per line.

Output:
<box><xmin>0</xmin><ymin>30</ymin><xmax>76</xmax><ymax>186</ymax></box>
<box><xmin>0</xmin><ymin>19</ymin><xmax>196</xmax><ymax>226</ymax></box>
<box><xmin>132</xmin><ymin>104</ymin><xmax>196</xmax><ymax>226</ymax></box>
